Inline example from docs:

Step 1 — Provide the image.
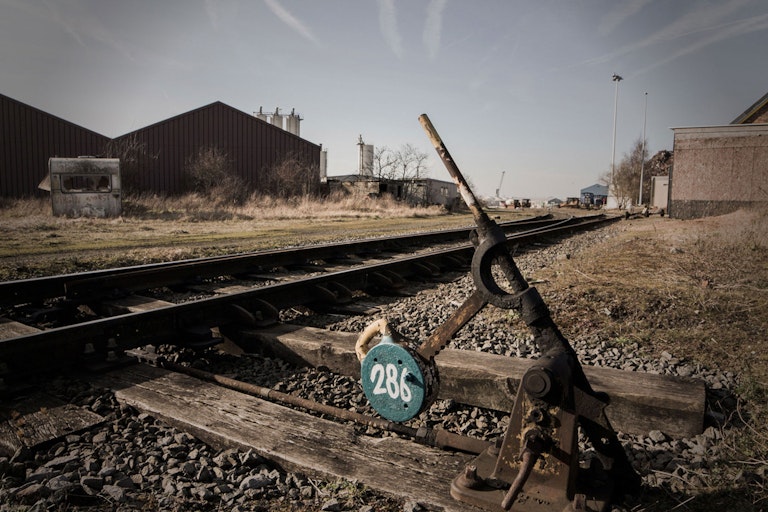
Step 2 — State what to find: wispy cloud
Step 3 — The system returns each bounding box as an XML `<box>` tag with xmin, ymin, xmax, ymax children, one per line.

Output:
<box><xmin>263</xmin><ymin>0</ymin><xmax>321</xmax><ymax>47</ymax></box>
<box><xmin>377</xmin><ymin>0</ymin><xmax>402</xmax><ymax>58</ymax></box>
<box><xmin>423</xmin><ymin>0</ymin><xmax>447</xmax><ymax>60</ymax></box>
<box><xmin>597</xmin><ymin>0</ymin><xmax>653</xmax><ymax>36</ymax></box>
<box><xmin>41</xmin><ymin>0</ymin><xmax>136</xmax><ymax>61</ymax></box>
<box><xmin>598</xmin><ymin>0</ymin><xmax>654</xmax><ymax>37</ymax></box>
<box><xmin>205</xmin><ymin>0</ymin><xmax>222</xmax><ymax>30</ymax></box>
<box><xmin>10</xmin><ymin>0</ymin><xmax>189</xmax><ymax>71</ymax></box>
<box><xmin>635</xmin><ymin>11</ymin><xmax>768</xmax><ymax>74</ymax></box>
<box><xmin>585</xmin><ymin>0</ymin><xmax>760</xmax><ymax>70</ymax></box>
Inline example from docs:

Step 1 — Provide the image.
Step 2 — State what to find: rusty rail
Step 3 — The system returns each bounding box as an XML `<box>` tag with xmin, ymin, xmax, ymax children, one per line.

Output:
<box><xmin>0</xmin><ymin>216</ymin><xmax>618</xmax><ymax>385</ymax></box>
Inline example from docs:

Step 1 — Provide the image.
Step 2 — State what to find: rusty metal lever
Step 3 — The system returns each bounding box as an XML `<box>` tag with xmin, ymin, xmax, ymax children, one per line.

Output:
<box><xmin>420</xmin><ymin>113</ymin><xmax>641</xmax><ymax>512</ymax></box>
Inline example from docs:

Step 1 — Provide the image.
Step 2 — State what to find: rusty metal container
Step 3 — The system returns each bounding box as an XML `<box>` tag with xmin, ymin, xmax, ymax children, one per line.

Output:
<box><xmin>47</xmin><ymin>157</ymin><xmax>121</xmax><ymax>217</ymax></box>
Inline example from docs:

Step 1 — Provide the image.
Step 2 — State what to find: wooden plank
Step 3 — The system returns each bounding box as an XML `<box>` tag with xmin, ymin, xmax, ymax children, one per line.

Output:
<box><xmin>93</xmin><ymin>364</ymin><xmax>472</xmax><ymax>512</ymax></box>
<box><xmin>100</xmin><ymin>294</ymin><xmax>173</xmax><ymax>315</ymax></box>
<box><xmin>224</xmin><ymin>324</ymin><xmax>705</xmax><ymax>438</ymax></box>
<box><xmin>0</xmin><ymin>392</ymin><xmax>104</xmax><ymax>457</ymax></box>
<box><xmin>187</xmin><ymin>283</ymin><xmax>254</xmax><ymax>295</ymax></box>
<box><xmin>0</xmin><ymin>317</ymin><xmax>40</xmax><ymax>340</ymax></box>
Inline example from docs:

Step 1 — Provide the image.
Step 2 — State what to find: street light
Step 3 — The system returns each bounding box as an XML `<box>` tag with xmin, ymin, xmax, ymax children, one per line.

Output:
<box><xmin>638</xmin><ymin>92</ymin><xmax>648</xmax><ymax>206</ymax></box>
<box><xmin>610</xmin><ymin>73</ymin><xmax>623</xmax><ymax>207</ymax></box>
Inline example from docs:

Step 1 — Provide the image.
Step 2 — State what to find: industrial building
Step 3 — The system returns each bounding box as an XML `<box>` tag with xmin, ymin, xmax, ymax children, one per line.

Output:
<box><xmin>0</xmin><ymin>94</ymin><xmax>322</xmax><ymax>199</ymax></box>
<box><xmin>111</xmin><ymin>102</ymin><xmax>320</xmax><ymax>195</ymax></box>
<box><xmin>0</xmin><ymin>94</ymin><xmax>110</xmax><ymax>198</ymax></box>
<box><xmin>326</xmin><ymin>174</ymin><xmax>459</xmax><ymax>209</ymax></box>
<box><xmin>326</xmin><ymin>135</ymin><xmax>459</xmax><ymax>208</ymax></box>
<box><xmin>579</xmin><ymin>184</ymin><xmax>608</xmax><ymax>207</ymax></box>
<box><xmin>669</xmin><ymin>91</ymin><xmax>768</xmax><ymax>219</ymax></box>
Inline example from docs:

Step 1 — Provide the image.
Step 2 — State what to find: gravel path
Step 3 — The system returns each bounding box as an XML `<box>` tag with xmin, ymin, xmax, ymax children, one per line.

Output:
<box><xmin>0</xmin><ymin>227</ymin><xmax>743</xmax><ymax>511</ymax></box>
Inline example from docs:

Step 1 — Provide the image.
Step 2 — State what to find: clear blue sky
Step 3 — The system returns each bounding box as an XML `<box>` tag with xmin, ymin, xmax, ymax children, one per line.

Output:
<box><xmin>2</xmin><ymin>0</ymin><xmax>766</xmax><ymax>200</ymax></box>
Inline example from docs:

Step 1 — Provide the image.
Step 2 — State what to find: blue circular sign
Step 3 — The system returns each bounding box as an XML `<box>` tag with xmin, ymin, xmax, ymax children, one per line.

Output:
<box><xmin>360</xmin><ymin>340</ymin><xmax>437</xmax><ymax>422</ymax></box>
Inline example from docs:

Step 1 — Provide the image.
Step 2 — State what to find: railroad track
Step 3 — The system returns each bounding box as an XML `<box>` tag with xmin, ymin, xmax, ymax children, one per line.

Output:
<box><xmin>1</xmin><ymin>215</ymin><xmax>560</xmax><ymax>309</ymax></box>
<box><xmin>0</xmin><ymin>214</ymin><xmax>615</xmax><ymax>387</ymax></box>
<box><xmin>0</xmin><ymin>210</ymin><xmax>711</xmax><ymax>512</ymax></box>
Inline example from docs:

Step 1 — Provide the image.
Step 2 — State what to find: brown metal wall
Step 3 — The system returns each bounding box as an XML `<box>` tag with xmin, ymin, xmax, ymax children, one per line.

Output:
<box><xmin>2</xmin><ymin>96</ymin><xmax>321</xmax><ymax>198</ymax></box>
<box><xmin>1</xmin><ymin>94</ymin><xmax>110</xmax><ymax>198</ymax></box>
<box><xmin>112</xmin><ymin>101</ymin><xmax>321</xmax><ymax>195</ymax></box>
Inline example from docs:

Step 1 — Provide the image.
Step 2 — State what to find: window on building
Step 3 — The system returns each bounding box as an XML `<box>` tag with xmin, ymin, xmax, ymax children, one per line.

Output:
<box><xmin>60</xmin><ymin>175</ymin><xmax>112</xmax><ymax>193</ymax></box>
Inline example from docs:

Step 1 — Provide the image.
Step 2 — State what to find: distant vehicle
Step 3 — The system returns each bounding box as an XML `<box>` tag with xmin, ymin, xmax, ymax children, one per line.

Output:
<box><xmin>563</xmin><ymin>197</ymin><xmax>580</xmax><ymax>208</ymax></box>
<box><xmin>504</xmin><ymin>198</ymin><xmax>531</xmax><ymax>209</ymax></box>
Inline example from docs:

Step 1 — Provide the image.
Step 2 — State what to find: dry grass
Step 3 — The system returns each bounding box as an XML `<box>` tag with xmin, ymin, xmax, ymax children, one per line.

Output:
<box><xmin>534</xmin><ymin>207</ymin><xmax>768</xmax><ymax>509</ymax></box>
<box><xmin>0</xmin><ymin>190</ymin><xmax>448</xmax><ymax>222</ymax></box>
<box><xmin>122</xmin><ymin>190</ymin><xmax>448</xmax><ymax>222</ymax></box>
<box><xmin>540</xmin><ymin>208</ymin><xmax>768</xmax><ymax>385</ymax></box>
<box><xmin>0</xmin><ymin>193</ymin><xmax>528</xmax><ymax>279</ymax></box>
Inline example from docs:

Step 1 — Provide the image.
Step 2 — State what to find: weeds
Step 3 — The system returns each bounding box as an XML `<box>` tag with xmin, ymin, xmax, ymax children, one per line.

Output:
<box><xmin>0</xmin><ymin>193</ymin><xmax>479</xmax><ymax>280</ymax></box>
<box><xmin>0</xmin><ymin>197</ymin><xmax>50</xmax><ymax>217</ymax></box>
<box><xmin>121</xmin><ymin>190</ymin><xmax>447</xmax><ymax>222</ymax></box>
<box><xmin>539</xmin><ymin>207</ymin><xmax>768</xmax><ymax>510</ymax></box>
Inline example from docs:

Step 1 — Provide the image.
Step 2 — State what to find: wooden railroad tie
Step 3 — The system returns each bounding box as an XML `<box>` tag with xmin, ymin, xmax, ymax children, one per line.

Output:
<box><xmin>224</xmin><ymin>323</ymin><xmax>706</xmax><ymax>438</ymax></box>
<box><xmin>92</xmin><ymin>363</ymin><xmax>472</xmax><ymax>512</ymax></box>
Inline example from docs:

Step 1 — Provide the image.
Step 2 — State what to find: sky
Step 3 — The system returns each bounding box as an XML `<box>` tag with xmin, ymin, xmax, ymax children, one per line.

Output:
<box><xmin>1</xmin><ymin>0</ymin><xmax>767</xmax><ymax>200</ymax></box>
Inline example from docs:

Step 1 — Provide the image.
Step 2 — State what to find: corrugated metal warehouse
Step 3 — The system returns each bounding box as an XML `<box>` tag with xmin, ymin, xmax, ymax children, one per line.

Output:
<box><xmin>0</xmin><ymin>93</ymin><xmax>110</xmax><ymax>198</ymax></box>
<box><xmin>111</xmin><ymin>102</ymin><xmax>321</xmax><ymax>195</ymax></box>
<box><xmin>669</xmin><ymin>91</ymin><xmax>768</xmax><ymax>219</ymax></box>
<box><xmin>1</xmin><ymin>95</ymin><xmax>321</xmax><ymax>198</ymax></box>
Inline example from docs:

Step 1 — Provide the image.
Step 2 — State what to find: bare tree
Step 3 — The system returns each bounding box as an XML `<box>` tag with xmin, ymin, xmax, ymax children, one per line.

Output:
<box><xmin>601</xmin><ymin>137</ymin><xmax>648</xmax><ymax>209</ymax></box>
<box><xmin>373</xmin><ymin>146</ymin><xmax>397</xmax><ymax>180</ymax></box>
<box><xmin>371</xmin><ymin>144</ymin><xmax>430</xmax><ymax>203</ymax></box>
<box><xmin>373</xmin><ymin>144</ymin><xmax>429</xmax><ymax>182</ymax></box>
<box><xmin>395</xmin><ymin>144</ymin><xmax>430</xmax><ymax>204</ymax></box>
<box><xmin>394</xmin><ymin>144</ymin><xmax>429</xmax><ymax>181</ymax></box>
<box><xmin>260</xmin><ymin>153</ymin><xmax>321</xmax><ymax>198</ymax></box>
<box><xmin>100</xmin><ymin>133</ymin><xmax>157</xmax><ymax>195</ymax></box>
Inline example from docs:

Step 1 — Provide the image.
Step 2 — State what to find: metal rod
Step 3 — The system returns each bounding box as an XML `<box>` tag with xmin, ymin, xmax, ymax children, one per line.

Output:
<box><xmin>162</xmin><ymin>361</ymin><xmax>490</xmax><ymax>455</ymax></box>
<box><xmin>501</xmin><ymin>449</ymin><xmax>538</xmax><ymax>510</ymax></box>
<box><xmin>419</xmin><ymin>113</ymin><xmax>528</xmax><ymax>293</ymax></box>
<box><xmin>418</xmin><ymin>114</ymin><xmax>493</xmax><ymax>234</ymax></box>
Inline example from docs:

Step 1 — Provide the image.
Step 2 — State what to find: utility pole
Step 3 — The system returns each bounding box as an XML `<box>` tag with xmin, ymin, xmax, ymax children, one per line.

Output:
<box><xmin>610</xmin><ymin>74</ymin><xmax>623</xmax><ymax>207</ymax></box>
<box><xmin>638</xmin><ymin>92</ymin><xmax>648</xmax><ymax>206</ymax></box>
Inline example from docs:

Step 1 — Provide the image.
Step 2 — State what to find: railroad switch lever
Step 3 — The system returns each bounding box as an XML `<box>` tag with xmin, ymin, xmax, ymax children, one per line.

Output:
<box><xmin>418</xmin><ymin>114</ymin><xmax>640</xmax><ymax>511</ymax></box>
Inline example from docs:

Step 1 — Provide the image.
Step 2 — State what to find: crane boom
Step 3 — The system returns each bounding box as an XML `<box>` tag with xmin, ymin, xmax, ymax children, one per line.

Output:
<box><xmin>495</xmin><ymin>171</ymin><xmax>505</xmax><ymax>198</ymax></box>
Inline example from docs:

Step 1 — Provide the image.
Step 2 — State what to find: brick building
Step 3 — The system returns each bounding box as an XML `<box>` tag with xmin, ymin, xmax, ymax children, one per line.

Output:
<box><xmin>669</xmin><ymin>92</ymin><xmax>768</xmax><ymax>219</ymax></box>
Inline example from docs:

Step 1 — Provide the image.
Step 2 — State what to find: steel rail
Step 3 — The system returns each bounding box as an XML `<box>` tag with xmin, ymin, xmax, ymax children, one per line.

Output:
<box><xmin>0</xmin><ymin>215</ymin><xmax>617</xmax><ymax>384</ymax></box>
<box><xmin>0</xmin><ymin>216</ymin><xmax>557</xmax><ymax>308</ymax></box>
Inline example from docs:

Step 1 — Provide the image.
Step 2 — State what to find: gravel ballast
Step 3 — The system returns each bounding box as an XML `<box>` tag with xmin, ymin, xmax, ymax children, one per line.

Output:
<box><xmin>0</xmin><ymin>226</ymin><xmax>747</xmax><ymax>511</ymax></box>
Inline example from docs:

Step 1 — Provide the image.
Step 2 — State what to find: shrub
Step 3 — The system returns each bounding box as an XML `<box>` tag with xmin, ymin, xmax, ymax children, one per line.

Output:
<box><xmin>258</xmin><ymin>154</ymin><xmax>321</xmax><ymax>198</ymax></box>
<box><xmin>183</xmin><ymin>146</ymin><xmax>247</xmax><ymax>205</ymax></box>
